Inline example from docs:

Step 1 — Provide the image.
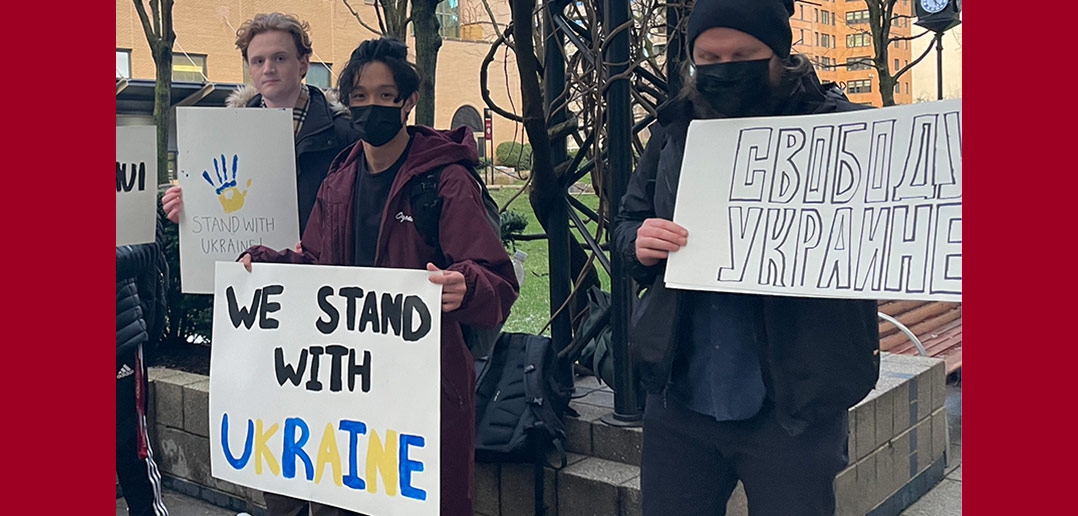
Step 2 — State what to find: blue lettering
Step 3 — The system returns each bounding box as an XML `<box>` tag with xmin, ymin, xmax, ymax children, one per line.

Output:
<box><xmin>282</xmin><ymin>417</ymin><xmax>314</xmax><ymax>480</ymax></box>
<box><xmin>338</xmin><ymin>419</ymin><xmax>368</xmax><ymax>490</ymax></box>
<box><xmin>220</xmin><ymin>413</ymin><xmax>253</xmax><ymax>470</ymax></box>
<box><xmin>399</xmin><ymin>434</ymin><xmax>427</xmax><ymax>501</ymax></box>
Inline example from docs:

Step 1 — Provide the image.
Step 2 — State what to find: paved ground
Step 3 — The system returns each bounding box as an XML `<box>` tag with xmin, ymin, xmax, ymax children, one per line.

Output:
<box><xmin>119</xmin><ymin>380</ymin><xmax>963</xmax><ymax>516</ymax></box>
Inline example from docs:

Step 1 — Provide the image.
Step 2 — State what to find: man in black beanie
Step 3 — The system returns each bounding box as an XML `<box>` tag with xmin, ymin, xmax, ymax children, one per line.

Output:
<box><xmin>612</xmin><ymin>1</ymin><xmax>881</xmax><ymax>515</ymax></box>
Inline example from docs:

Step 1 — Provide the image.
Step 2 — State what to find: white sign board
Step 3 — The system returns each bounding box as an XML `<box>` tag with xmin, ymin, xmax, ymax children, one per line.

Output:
<box><xmin>116</xmin><ymin>126</ymin><xmax>158</xmax><ymax>246</ymax></box>
<box><xmin>210</xmin><ymin>262</ymin><xmax>442</xmax><ymax>515</ymax></box>
<box><xmin>176</xmin><ymin>107</ymin><xmax>300</xmax><ymax>293</ymax></box>
<box><xmin>666</xmin><ymin>99</ymin><xmax>961</xmax><ymax>302</ymax></box>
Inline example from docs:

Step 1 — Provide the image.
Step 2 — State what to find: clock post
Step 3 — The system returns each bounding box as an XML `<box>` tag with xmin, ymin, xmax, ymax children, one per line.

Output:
<box><xmin>915</xmin><ymin>0</ymin><xmax>962</xmax><ymax>100</ymax></box>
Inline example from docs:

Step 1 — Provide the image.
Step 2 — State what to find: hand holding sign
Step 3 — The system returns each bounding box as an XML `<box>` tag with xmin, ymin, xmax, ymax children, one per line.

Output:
<box><xmin>635</xmin><ymin>218</ymin><xmax>688</xmax><ymax>267</ymax></box>
<box><xmin>162</xmin><ymin>185</ymin><xmax>183</xmax><ymax>223</ymax></box>
<box><xmin>426</xmin><ymin>263</ymin><xmax>466</xmax><ymax>311</ymax></box>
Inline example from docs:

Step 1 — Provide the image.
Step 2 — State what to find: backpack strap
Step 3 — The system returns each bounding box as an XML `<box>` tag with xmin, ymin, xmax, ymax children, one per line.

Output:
<box><xmin>408</xmin><ymin>166</ymin><xmax>445</xmax><ymax>264</ymax></box>
<box><xmin>522</xmin><ymin>338</ymin><xmax>568</xmax><ymax>469</ymax></box>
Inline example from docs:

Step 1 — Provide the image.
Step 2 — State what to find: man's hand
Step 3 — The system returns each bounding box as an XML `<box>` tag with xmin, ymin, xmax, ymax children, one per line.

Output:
<box><xmin>161</xmin><ymin>185</ymin><xmax>183</xmax><ymax>223</ymax></box>
<box><xmin>427</xmin><ymin>263</ymin><xmax>466</xmax><ymax>312</ymax></box>
<box><xmin>635</xmin><ymin>218</ymin><xmax>688</xmax><ymax>267</ymax></box>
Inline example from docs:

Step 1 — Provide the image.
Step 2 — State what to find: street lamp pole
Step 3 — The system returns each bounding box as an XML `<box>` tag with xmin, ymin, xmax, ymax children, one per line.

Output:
<box><xmin>936</xmin><ymin>32</ymin><xmax>944</xmax><ymax>100</ymax></box>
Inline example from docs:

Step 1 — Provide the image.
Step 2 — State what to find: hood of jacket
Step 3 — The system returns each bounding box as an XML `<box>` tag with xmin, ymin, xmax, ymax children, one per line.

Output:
<box><xmin>225</xmin><ymin>84</ymin><xmax>350</xmax><ymax>117</ymax></box>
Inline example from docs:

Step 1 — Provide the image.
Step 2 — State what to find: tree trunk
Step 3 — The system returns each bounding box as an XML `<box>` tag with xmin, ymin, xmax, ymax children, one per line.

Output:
<box><xmin>152</xmin><ymin>48</ymin><xmax>173</xmax><ymax>184</ymax></box>
<box><xmin>411</xmin><ymin>0</ymin><xmax>443</xmax><ymax>126</ymax></box>
<box><xmin>379</xmin><ymin>0</ymin><xmax>409</xmax><ymax>40</ymax></box>
<box><xmin>511</xmin><ymin>0</ymin><xmax>599</xmax><ymax>326</ymax></box>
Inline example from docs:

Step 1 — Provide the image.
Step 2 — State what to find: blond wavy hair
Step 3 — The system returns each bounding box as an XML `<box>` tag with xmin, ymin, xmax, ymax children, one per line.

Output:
<box><xmin>234</xmin><ymin>12</ymin><xmax>313</xmax><ymax>62</ymax></box>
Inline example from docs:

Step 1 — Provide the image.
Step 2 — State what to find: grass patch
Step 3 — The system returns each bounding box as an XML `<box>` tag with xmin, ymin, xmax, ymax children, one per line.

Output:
<box><xmin>491</xmin><ymin>187</ymin><xmax>608</xmax><ymax>335</ymax></box>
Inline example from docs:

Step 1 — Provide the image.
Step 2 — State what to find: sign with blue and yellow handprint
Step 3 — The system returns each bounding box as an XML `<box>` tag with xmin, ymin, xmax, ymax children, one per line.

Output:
<box><xmin>175</xmin><ymin>107</ymin><xmax>300</xmax><ymax>294</ymax></box>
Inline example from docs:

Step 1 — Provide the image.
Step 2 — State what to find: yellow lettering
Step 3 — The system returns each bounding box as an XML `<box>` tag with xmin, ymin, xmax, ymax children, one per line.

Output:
<box><xmin>254</xmin><ymin>419</ymin><xmax>280</xmax><ymax>476</ymax></box>
<box><xmin>314</xmin><ymin>423</ymin><xmax>343</xmax><ymax>486</ymax></box>
<box><xmin>365</xmin><ymin>429</ymin><xmax>398</xmax><ymax>495</ymax></box>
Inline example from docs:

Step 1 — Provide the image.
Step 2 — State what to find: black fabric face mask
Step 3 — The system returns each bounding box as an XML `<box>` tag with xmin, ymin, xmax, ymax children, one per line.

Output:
<box><xmin>694</xmin><ymin>58</ymin><xmax>774</xmax><ymax>118</ymax></box>
<box><xmin>350</xmin><ymin>104</ymin><xmax>404</xmax><ymax>146</ymax></box>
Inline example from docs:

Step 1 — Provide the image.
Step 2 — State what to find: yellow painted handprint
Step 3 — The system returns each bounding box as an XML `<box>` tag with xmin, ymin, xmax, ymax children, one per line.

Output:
<box><xmin>201</xmin><ymin>154</ymin><xmax>252</xmax><ymax>213</ymax></box>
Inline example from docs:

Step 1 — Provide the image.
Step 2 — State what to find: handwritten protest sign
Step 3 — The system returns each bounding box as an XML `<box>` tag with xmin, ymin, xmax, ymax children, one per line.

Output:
<box><xmin>116</xmin><ymin>126</ymin><xmax>158</xmax><ymax>246</ymax></box>
<box><xmin>210</xmin><ymin>262</ymin><xmax>442</xmax><ymax>515</ymax></box>
<box><xmin>666</xmin><ymin>99</ymin><xmax>961</xmax><ymax>302</ymax></box>
<box><xmin>176</xmin><ymin>107</ymin><xmax>299</xmax><ymax>293</ymax></box>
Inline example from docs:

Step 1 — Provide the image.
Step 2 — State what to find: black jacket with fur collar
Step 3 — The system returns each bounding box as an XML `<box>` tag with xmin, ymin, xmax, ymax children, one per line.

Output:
<box><xmin>226</xmin><ymin>85</ymin><xmax>360</xmax><ymax>231</ymax></box>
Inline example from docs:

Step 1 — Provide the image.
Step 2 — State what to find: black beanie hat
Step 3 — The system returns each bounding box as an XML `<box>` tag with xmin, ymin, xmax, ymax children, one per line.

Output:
<box><xmin>687</xmin><ymin>0</ymin><xmax>796</xmax><ymax>59</ymax></box>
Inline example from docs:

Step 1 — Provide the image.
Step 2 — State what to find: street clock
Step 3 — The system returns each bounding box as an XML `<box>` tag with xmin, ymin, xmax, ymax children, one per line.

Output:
<box><xmin>915</xmin><ymin>0</ymin><xmax>961</xmax><ymax>32</ymax></box>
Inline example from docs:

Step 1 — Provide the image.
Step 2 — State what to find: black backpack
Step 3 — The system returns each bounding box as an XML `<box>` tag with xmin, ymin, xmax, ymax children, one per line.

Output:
<box><xmin>408</xmin><ymin>164</ymin><xmax>506</xmax><ymax>359</ymax></box>
<box><xmin>473</xmin><ymin>332</ymin><xmax>572</xmax><ymax>515</ymax></box>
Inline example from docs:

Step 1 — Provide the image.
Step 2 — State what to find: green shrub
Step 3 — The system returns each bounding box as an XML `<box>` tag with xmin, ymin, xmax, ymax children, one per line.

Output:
<box><xmin>499</xmin><ymin>209</ymin><xmax>529</xmax><ymax>249</ymax></box>
<box><xmin>495</xmin><ymin>141</ymin><xmax>533</xmax><ymax>171</ymax></box>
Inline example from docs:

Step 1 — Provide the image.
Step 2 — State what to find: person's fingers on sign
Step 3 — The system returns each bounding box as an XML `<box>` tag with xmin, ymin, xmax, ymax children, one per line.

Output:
<box><xmin>161</xmin><ymin>185</ymin><xmax>183</xmax><ymax>223</ymax></box>
<box><xmin>635</xmin><ymin>218</ymin><xmax>689</xmax><ymax>267</ymax></box>
<box><xmin>239</xmin><ymin>253</ymin><xmax>253</xmax><ymax>273</ymax></box>
<box><xmin>427</xmin><ymin>262</ymin><xmax>466</xmax><ymax>311</ymax></box>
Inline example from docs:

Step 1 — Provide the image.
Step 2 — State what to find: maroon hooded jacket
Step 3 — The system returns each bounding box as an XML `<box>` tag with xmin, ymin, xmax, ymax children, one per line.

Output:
<box><xmin>245</xmin><ymin>125</ymin><xmax>519</xmax><ymax>515</ymax></box>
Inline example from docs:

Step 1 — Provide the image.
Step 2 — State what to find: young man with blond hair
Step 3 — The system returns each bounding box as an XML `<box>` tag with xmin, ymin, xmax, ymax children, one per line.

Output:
<box><xmin>161</xmin><ymin>12</ymin><xmax>358</xmax><ymax>233</ymax></box>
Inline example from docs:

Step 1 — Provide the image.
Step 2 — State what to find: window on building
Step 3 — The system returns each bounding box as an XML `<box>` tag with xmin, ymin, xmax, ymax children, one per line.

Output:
<box><xmin>821</xmin><ymin>33</ymin><xmax>831</xmax><ymax>47</ymax></box>
<box><xmin>172</xmin><ymin>53</ymin><xmax>207</xmax><ymax>82</ymax></box>
<box><xmin>815</xmin><ymin>8</ymin><xmax>819</xmax><ymax>22</ymax></box>
<box><xmin>847</xmin><ymin>33</ymin><xmax>871</xmax><ymax>47</ymax></box>
<box><xmin>819</xmin><ymin>56</ymin><xmax>834</xmax><ymax>70</ymax></box>
<box><xmin>437</xmin><ymin>0</ymin><xmax>460</xmax><ymax>38</ymax></box>
<box><xmin>894</xmin><ymin>39</ymin><xmax>900</xmax><ymax>48</ymax></box>
<box><xmin>816</xmin><ymin>32</ymin><xmax>820</xmax><ymax>46</ymax></box>
<box><xmin>821</xmin><ymin>10</ymin><xmax>830</xmax><ymax>25</ymax></box>
<box><xmin>847</xmin><ymin>56</ymin><xmax>873</xmax><ymax>71</ymax></box>
<box><xmin>832</xmin><ymin>34</ymin><xmax>837</xmax><ymax>48</ymax></box>
<box><xmin>307</xmin><ymin>62</ymin><xmax>333</xmax><ymax>90</ymax></box>
<box><xmin>800</xmin><ymin>5</ymin><xmax>805</xmax><ymax>19</ymax></box>
<box><xmin>832</xmin><ymin>11</ymin><xmax>837</xmax><ymax>25</ymax></box>
<box><xmin>894</xmin><ymin>58</ymin><xmax>900</xmax><ymax>71</ymax></box>
<box><xmin>846</xmin><ymin>10</ymin><xmax>869</xmax><ymax>24</ymax></box>
<box><xmin>895</xmin><ymin>83</ymin><xmax>900</xmax><ymax>93</ymax></box>
<box><xmin>905</xmin><ymin>82</ymin><xmax>909</xmax><ymax>94</ymax></box>
<box><xmin>799</xmin><ymin>28</ymin><xmax>807</xmax><ymax>45</ymax></box>
<box><xmin>117</xmin><ymin>49</ymin><xmax>131</xmax><ymax>78</ymax></box>
<box><xmin>847</xmin><ymin>79</ymin><xmax>872</xmax><ymax>94</ymax></box>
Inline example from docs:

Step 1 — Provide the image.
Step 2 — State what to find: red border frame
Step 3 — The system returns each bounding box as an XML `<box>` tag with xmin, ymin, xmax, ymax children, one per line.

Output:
<box><xmin>965</xmin><ymin>0</ymin><xmax>1073</xmax><ymax>513</ymax></box>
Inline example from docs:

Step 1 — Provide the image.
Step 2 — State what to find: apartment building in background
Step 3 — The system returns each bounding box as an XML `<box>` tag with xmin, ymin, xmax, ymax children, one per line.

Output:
<box><xmin>116</xmin><ymin>0</ymin><xmax>521</xmax><ymax>160</ymax></box>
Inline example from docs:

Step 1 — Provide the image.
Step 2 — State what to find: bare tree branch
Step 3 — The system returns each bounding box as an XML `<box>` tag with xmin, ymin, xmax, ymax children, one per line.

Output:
<box><xmin>342</xmin><ymin>0</ymin><xmax>384</xmax><ymax>35</ymax></box>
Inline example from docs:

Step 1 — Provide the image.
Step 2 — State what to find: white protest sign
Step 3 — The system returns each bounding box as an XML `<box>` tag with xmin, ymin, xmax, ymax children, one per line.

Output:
<box><xmin>176</xmin><ymin>107</ymin><xmax>300</xmax><ymax>293</ymax></box>
<box><xmin>666</xmin><ymin>99</ymin><xmax>961</xmax><ymax>302</ymax></box>
<box><xmin>210</xmin><ymin>262</ymin><xmax>441</xmax><ymax>515</ymax></box>
<box><xmin>116</xmin><ymin>126</ymin><xmax>158</xmax><ymax>246</ymax></box>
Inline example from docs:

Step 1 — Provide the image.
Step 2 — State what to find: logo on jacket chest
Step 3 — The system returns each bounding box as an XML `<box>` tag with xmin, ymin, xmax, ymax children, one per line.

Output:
<box><xmin>395</xmin><ymin>211</ymin><xmax>414</xmax><ymax>223</ymax></box>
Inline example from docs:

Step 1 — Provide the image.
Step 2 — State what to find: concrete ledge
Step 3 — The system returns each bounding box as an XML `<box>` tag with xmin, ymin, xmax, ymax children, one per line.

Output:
<box><xmin>146</xmin><ymin>352</ymin><xmax>948</xmax><ymax>516</ymax></box>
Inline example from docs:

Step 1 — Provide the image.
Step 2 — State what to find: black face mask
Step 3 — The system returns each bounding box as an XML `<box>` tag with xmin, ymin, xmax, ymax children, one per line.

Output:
<box><xmin>695</xmin><ymin>58</ymin><xmax>774</xmax><ymax>118</ymax></box>
<box><xmin>350</xmin><ymin>104</ymin><xmax>404</xmax><ymax>146</ymax></box>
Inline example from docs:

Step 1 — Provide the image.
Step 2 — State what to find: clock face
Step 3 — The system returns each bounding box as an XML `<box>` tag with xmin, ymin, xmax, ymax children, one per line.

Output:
<box><xmin>921</xmin><ymin>0</ymin><xmax>948</xmax><ymax>13</ymax></box>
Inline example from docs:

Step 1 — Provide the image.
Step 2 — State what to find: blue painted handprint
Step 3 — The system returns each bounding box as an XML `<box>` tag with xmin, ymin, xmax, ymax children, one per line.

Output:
<box><xmin>200</xmin><ymin>154</ymin><xmax>252</xmax><ymax>213</ymax></box>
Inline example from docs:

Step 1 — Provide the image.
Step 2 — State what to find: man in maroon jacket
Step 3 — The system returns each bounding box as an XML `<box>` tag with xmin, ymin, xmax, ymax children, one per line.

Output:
<box><xmin>242</xmin><ymin>37</ymin><xmax>518</xmax><ymax>516</ymax></box>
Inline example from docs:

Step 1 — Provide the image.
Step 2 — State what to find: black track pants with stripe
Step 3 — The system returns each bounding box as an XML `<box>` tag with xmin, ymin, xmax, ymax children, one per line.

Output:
<box><xmin>117</xmin><ymin>344</ymin><xmax>168</xmax><ymax>516</ymax></box>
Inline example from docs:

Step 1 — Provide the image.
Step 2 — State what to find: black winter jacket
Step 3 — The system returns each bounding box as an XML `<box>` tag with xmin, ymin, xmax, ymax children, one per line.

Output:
<box><xmin>227</xmin><ymin>85</ymin><xmax>360</xmax><ymax>232</ymax></box>
<box><xmin>612</xmin><ymin>66</ymin><xmax>881</xmax><ymax>435</ymax></box>
<box><xmin>117</xmin><ymin>218</ymin><xmax>168</xmax><ymax>359</ymax></box>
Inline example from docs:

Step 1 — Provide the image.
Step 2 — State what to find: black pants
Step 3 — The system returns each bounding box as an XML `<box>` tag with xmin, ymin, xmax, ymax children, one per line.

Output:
<box><xmin>117</xmin><ymin>344</ymin><xmax>168</xmax><ymax>516</ymax></box>
<box><xmin>641</xmin><ymin>394</ymin><xmax>848</xmax><ymax>516</ymax></box>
